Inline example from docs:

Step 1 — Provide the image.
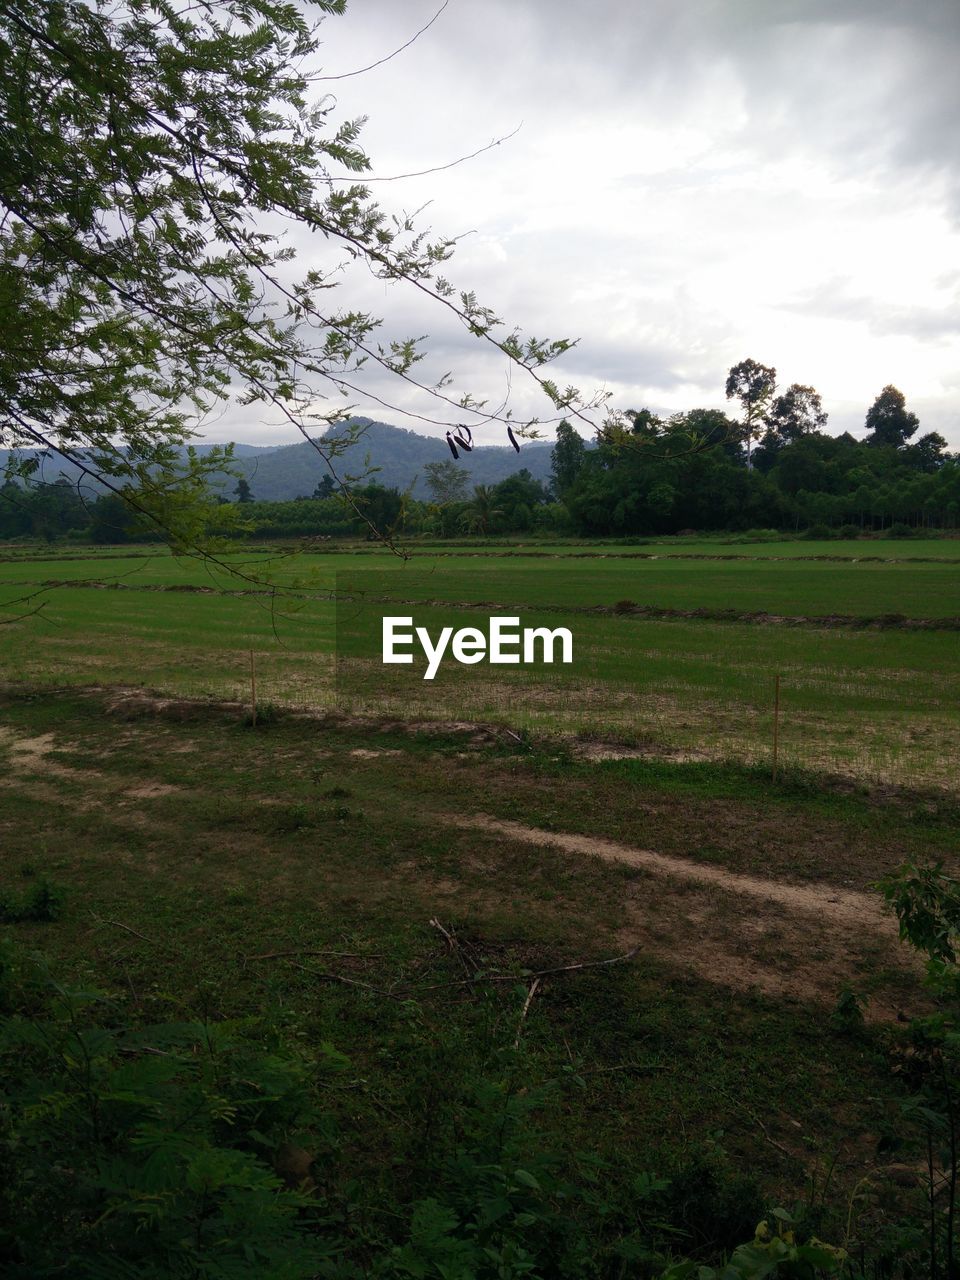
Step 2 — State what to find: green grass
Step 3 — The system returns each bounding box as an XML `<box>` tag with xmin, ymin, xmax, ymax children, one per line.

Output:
<box><xmin>2</xmin><ymin>606</ymin><xmax>955</xmax><ymax>1274</ymax></box>
<box><xmin>1</xmin><ymin>541</ymin><xmax>957</xmax><ymax>790</ymax></box>
<box><xmin>2</xmin><ymin>541</ymin><xmax>958</xmax><ymax>616</ymax></box>
<box><xmin>0</xmin><ymin>691</ymin><xmax>937</xmax><ymax>1234</ymax></box>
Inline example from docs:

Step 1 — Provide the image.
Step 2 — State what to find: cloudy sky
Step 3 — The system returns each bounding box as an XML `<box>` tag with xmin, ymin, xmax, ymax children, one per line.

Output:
<box><xmin>215</xmin><ymin>0</ymin><xmax>960</xmax><ymax>448</ymax></box>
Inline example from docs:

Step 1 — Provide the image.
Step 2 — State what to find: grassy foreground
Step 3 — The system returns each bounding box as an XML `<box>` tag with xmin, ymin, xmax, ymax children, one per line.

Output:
<box><xmin>2</xmin><ymin>535</ymin><xmax>958</xmax><ymax>1272</ymax></box>
<box><xmin>0</xmin><ymin>685</ymin><xmax>955</xmax><ymax>1273</ymax></box>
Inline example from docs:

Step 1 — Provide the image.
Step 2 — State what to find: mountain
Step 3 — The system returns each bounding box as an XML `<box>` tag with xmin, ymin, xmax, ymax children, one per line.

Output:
<box><xmin>0</xmin><ymin>441</ymin><xmax>269</xmax><ymax>493</ymax></box>
<box><xmin>228</xmin><ymin>420</ymin><xmax>558</xmax><ymax>501</ymax></box>
<box><xmin>1</xmin><ymin>420</ymin><xmax>565</xmax><ymax>501</ymax></box>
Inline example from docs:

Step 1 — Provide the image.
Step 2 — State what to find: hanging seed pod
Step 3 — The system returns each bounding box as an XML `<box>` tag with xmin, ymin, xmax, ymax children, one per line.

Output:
<box><xmin>445</xmin><ymin>432</ymin><xmax>459</xmax><ymax>459</ymax></box>
<box><xmin>455</xmin><ymin>425</ymin><xmax>473</xmax><ymax>448</ymax></box>
<box><xmin>507</xmin><ymin>426</ymin><xmax>521</xmax><ymax>453</ymax></box>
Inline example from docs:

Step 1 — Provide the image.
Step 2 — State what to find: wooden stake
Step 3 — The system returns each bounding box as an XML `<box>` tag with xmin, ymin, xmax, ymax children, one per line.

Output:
<box><xmin>772</xmin><ymin>672</ymin><xmax>781</xmax><ymax>781</ymax></box>
<box><xmin>249</xmin><ymin>649</ymin><xmax>257</xmax><ymax>727</ymax></box>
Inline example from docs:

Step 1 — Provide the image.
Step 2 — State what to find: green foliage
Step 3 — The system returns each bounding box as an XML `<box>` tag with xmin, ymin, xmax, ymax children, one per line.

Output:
<box><xmin>663</xmin><ymin>1208</ymin><xmax>845</xmax><ymax>1278</ymax></box>
<box><xmin>874</xmin><ymin>861</ymin><xmax>960</xmax><ymax>1278</ymax></box>
<box><xmin>424</xmin><ymin>460</ymin><xmax>469</xmax><ymax>507</ymax></box>
<box><xmin>725</xmin><ymin>359</ymin><xmax>778</xmax><ymax>461</ymax></box>
<box><xmin>877</xmin><ymin>861</ymin><xmax>960</xmax><ymax>970</ymax></box>
<box><xmin>0</xmin><ymin>3</ymin><xmax>585</xmax><ymax>555</ymax></box>
<box><xmin>0</xmin><ymin>965</ymin><xmax>347</xmax><ymax>1278</ymax></box>
<box><xmin>550</xmin><ymin>419</ymin><xmax>588</xmax><ymax>496</ymax></box>
<box><xmin>383</xmin><ymin>1077</ymin><xmax>586</xmax><ymax>1280</ymax></box>
<box><xmin>0</xmin><ymin>877</ymin><xmax>64</xmax><ymax>923</ymax></box>
<box><xmin>829</xmin><ymin>987</ymin><xmax>866</xmax><ymax>1034</ymax></box>
<box><xmin>243</xmin><ymin>700</ymin><xmax>283</xmax><ymax>728</ymax></box>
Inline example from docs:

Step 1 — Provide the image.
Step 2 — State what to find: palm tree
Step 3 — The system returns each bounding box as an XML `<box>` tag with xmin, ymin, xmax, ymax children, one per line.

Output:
<box><xmin>458</xmin><ymin>484</ymin><xmax>503</xmax><ymax>535</ymax></box>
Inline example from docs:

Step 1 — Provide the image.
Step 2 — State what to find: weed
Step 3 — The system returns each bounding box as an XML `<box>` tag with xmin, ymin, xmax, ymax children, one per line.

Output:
<box><xmin>273</xmin><ymin>802</ymin><xmax>314</xmax><ymax>833</ymax></box>
<box><xmin>242</xmin><ymin>700</ymin><xmax>283</xmax><ymax>728</ymax></box>
<box><xmin>0</xmin><ymin>878</ymin><xmax>64</xmax><ymax>923</ymax></box>
<box><xmin>830</xmin><ymin>987</ymin><xmax>867</xmax><ymax>1033</ymax></box>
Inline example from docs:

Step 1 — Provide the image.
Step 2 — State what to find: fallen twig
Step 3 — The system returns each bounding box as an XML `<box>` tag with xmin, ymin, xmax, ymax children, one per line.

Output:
<box><xmin>429</xmin><ymin>917</ymin><xmax>474</xmax><ymax>975</ymax></box>
<box><xmin>405</xmin><ymin>946</ymin><xmax>640</xmax><ymax>994</ymax></box>
<box><xmin>90</xmin><ymin>913</ymin><xmax>178</xmax><ymax>953</ymax></box>
<box><xmin>743</xmin><ymin>1104</ymin><xmax>800</xmax><ymax>1164</ymax></box>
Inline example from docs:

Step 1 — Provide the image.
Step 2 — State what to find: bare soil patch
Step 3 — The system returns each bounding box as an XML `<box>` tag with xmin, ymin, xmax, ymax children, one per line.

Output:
<box><xmin>447</xmin><ymin>814</ymin><xmax>919</xmax><ymax>1019</ymax></box>
<box><xmin>125</xmin><ymin>782</ymin><xmax>182</xmax><ymax>799</ymax></box>
<box><xmin>0</xmin><ymin>726</ymin><xmax>85</xmax><ymax>780</ymax></box>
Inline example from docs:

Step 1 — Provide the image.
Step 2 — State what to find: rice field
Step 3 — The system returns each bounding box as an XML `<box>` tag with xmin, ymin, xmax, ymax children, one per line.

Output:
<box><xmin>0</xmin><ymin>537</ymin><xmax>957</xmax><ymax>790</ymax></box>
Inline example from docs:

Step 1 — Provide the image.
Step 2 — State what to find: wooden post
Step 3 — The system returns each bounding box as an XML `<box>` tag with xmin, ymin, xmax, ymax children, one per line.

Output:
<box><xmin>772</xmin><ymin>672</ymin><xmax>781</xmax><ymax>781</ymax></box>
<box><xmin>249</xmin><ymin>650</ymin><xmax>257</xmax><ymax>728</ymax></box>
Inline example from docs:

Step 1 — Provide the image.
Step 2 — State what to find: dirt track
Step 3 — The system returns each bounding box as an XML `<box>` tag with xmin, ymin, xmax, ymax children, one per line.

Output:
<box><xmin>449</xmin><ymin>814</ymin><xmax>919</xmax><ymax>1019</ymax></box>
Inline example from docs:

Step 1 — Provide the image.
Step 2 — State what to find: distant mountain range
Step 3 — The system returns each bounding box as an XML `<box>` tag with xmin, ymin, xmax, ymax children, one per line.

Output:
<box><xmin>1</xmin><ymin>419</ymin><xmax>562</xmax><ymax>501</ymax></box>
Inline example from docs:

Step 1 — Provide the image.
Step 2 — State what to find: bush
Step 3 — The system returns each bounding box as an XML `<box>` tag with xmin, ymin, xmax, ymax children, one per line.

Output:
<box><xmin>0</xmin><ymin>965</ymin><xmax>344</xmax><ymax>1279</ymax></box>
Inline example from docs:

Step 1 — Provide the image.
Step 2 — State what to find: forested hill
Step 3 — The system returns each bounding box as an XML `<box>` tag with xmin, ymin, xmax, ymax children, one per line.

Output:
<box><xmin>229</xmin><ymin>421</ymin><xmax>556</xmax><ymax>501</ymax></box>
<box><xmin>0</xmin><ymin>420</ymin><xmax>557</xmax><ymax>501</ymax></box>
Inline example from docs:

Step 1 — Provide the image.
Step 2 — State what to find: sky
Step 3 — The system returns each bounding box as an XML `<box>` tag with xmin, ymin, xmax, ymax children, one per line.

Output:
<box><xmin>211</xmin><ymin>0</ymin><xmax>960</xmax><ymax>449</ymax></box>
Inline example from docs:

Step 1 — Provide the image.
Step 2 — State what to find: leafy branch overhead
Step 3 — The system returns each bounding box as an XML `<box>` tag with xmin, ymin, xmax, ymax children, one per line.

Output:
<box><xmin>0</xmin><ymin>0</ymin><xmax>604</xmax><ymax>550</ymax></box>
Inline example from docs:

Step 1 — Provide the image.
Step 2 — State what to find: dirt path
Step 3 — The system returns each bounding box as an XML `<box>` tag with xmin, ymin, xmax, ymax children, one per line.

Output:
<box><xmin>448</xmin><ymin>814</ymin><xmax>919</xmax><ymax>1019</ymax></box>
<box><xmin>453</xmin><ymin>815</ymin><xmax>890</xmax><ymax>928</ymax></box>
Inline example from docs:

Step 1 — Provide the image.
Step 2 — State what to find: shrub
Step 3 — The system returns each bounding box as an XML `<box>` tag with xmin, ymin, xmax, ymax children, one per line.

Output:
<box><xmin>0</xmin><ymin>969</ymin><xmax>345</xmax><ymax>1278</ymax></box>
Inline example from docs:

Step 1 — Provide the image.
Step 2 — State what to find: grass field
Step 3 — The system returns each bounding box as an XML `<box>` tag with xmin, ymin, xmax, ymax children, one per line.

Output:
<box><xmin>0</xmin><ymin>685</ymin><xmax>953</xmax><ymax>1271</ymax></box>
<box><xmin>2</xmin><ymin>534</ymin><xmax>960</xmax><ymax>1272</ymax></box>
<box><xmin>1</xmin><ymin>537</ymin><xmax>957</xmax><ymax>790</ymax></box>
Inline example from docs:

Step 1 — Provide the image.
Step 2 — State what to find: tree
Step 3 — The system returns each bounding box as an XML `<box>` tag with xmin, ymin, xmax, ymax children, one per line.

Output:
<box><xmin>423</xmin><ymin>460</ymin><xmax>468</xmax><ymax>507</ymax></box>
<box><xmin>766</xmin><ymin>383</ymin><xmax>827</xmax><ymax>443</ymax></box>
<box><xmin>864</xmin><ymin>385</ymin><xmax>920</xmax><ymax>448</ymax></box>
<box><xmin>725</xmin><ymin>359</ymin><xmax>777</xmax><ymax>465</ymax></box>
<box><xmin>0</xmin><ymin>1</ymin><xmax>592</xmax><ymax>556</ymax></box>
<box><xmin>312</xmin><ymin>475</ymin><xmax>336</xmax><ymax>500</ymax></box>
<box><xmin>89</xmin><ymin>492</ymin><xmax>138</xmax><ymax>544</ymax></box>
<box><xmin>905</xmin><ymin>432</ymin><xmax>949</xmax><ymax>473</ymax></box>
<box><xmin>234</xmin><ymin>477</ymin><xmax>254</xmax><ymax>504</ymax></box>
<box><xmin>459</xmin><ymin>484</ymin><xmax>503</xmax><ymax>535</ymax></box>
<box><xmin>490</xmin><ymin>468</ymin><xmax>547</xmax><ymax>529</ymax></box>
<box><xmin>682</xmin><ymin>408</ymin><xmax>742</xmax><ymax>462</ymax></box>
<box><xmin>549</xmin><ymin>419</ymin><xmax>587</xmax><ymax>495</ymax></box>
<box><xmin>752</xmin><ymin>383</ymin><xmax>827</xmax><ymax>472</ymax></box>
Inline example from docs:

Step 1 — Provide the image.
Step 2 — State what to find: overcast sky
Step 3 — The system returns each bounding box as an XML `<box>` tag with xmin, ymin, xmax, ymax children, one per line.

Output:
<box><xmin>213</xmin><ymin>0</ymin><xmax>960</xmax><ymax>449</ymax></box>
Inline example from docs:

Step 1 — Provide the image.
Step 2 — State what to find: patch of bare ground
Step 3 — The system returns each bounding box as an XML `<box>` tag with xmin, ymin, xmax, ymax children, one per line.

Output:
<box><xmin>0</xmin><ymin>726</ymin><xmax>87</xmax><ymax>780</ymax></box>
<box><xmin>125</xmin><ymin>782</ymin><xmax>182</xmax><ymax>799</ymax></box>
<box><xmin>0</xmin><ymin>723</ymin><xmax>189</xmax><ymax>817</ymax></box>
<box><xmin>446</xmin><ymin>815</ymin><xmax>922</xmax><ymax>1020</ymax></box>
